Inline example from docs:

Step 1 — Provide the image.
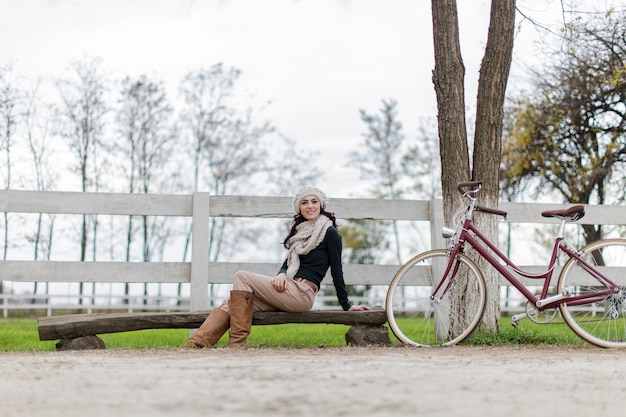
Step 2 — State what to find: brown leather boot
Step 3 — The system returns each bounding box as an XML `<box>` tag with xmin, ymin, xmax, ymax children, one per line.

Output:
<box><xmin>179</xmin><ymin>308</ymin><xmax>230</xmax><ymax>348</ymax></box>
<box><xmin>227</xmin><ymin>290</ymin><xmax>254</xmax><ymax>347</ymax></box>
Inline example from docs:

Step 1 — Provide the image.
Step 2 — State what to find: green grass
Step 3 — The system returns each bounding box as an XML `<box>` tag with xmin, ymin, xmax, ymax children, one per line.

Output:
<box><xmin>464</xmin><ymin>317</ymin><xmax>585</xmax><ymax>347</ymax></box>
<box><xmin>1</xmin><ymin>319</ymin><xmax>59</xmax><ymax>351</ymax></box>
<box><xmin>0</xmin><ymin>319</ymin><xmax>366</xmax><ymax>351</ymax></box>
<box><xmin>0</xmin><ymin>316</ymin><xmax>586</xmax><ymax>352</ymax></box>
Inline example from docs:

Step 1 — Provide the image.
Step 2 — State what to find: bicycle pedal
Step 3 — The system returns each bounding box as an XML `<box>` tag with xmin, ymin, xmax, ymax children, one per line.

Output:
<box><xmin>510</xmin><ymin>312</ymin><xmax>526</xmax><ymax>327</ymax></box>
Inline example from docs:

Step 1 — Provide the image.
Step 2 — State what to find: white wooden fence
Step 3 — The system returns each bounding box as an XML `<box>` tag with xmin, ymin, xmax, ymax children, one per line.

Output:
<box><xmin>1</xmin><ymin>189</ymin><xmax>625</xmax><ymax>316</ymax></box>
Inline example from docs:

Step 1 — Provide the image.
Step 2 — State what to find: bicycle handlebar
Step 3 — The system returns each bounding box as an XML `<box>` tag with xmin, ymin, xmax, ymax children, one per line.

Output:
<box><xmin>457</xmin><ymin>181</ymin><xmax>508</xmax><ymax>220</ymax></box>
<box><xmin>457</xmin><ymin>181</ymin><xmax>482</xmax><ymax>194</ymax></box>
<box><xmin>475</xmin><ymin>204</ymin><xmax>508</xmax><ymax>220</ymax></box>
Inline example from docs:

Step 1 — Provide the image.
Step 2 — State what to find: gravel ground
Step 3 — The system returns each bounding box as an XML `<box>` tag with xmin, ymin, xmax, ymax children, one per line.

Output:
<box><xmin>1</xmin><ymin>345</ymin><xmax>625</xmax><ymax>417</ymax></box>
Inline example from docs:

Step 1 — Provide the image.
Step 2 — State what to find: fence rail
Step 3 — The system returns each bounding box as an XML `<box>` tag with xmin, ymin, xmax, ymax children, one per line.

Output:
<box><xmin>1</xmin><ymin>189</ymin><xmax>625</xmax><ymax>316</ymax></box>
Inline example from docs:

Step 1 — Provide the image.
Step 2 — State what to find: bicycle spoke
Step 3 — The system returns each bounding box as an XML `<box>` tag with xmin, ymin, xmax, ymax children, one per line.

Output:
<box><xmin>558</xmin><ymin>239</ymin><xmax>626</xmax><ymax>348</ymax></box>
<box><xmin>386</xmin><ymin>250</ymin><xmax>486</xmax><ymax>347</ymax></box>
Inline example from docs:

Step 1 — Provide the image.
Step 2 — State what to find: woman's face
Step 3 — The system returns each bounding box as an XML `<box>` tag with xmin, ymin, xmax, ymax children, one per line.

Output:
<box><xmin>299</xmin><ymin>194</ymin><xmax>321</xmax><ymax>220</ymax></box>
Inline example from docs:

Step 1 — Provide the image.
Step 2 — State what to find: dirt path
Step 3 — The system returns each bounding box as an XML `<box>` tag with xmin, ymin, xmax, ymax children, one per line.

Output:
<box><xmin>1</xmin><ymin>345</ymin><xmax>625</xmax><ymax>417</ymax></box>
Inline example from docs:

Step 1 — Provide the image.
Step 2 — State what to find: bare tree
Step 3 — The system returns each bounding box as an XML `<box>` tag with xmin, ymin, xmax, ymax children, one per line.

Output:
<box><xmin>0</xmin><ymin>64</ymin><xmax>20</xmax><ymax>295</ymax></box>
<box><xmin>177</xmin><ymin>64</ymin><xmax>280</xmax><ymax>305</ymax></box>
<box><xmin>349</xmin><ymin>99</ymin><xmax>412</xmax><ymax>264</ymax></box>
<box><xmin>178</xmin><ymin>64</ymin><xmax>239</xmax><ymax>262</ymax></box>
<box><xmin>204</xmin><ymin>106</ymin><xmax>274</xmax><ymax>261</ymax></box>
<box><xmin>55</xmin><ymin>56</ymin><xmax>108</xmax><ymax>302</ymax></box>
<box><xmin>431</xmin><ymin>0</ymin><xmax>516</xmax><ymax>331</ymax></box>
<box><xmin>247</xmin><ymin>133</ymin><xmax>325</xmax><ymax>263</ymax></box>
<box><xmin>179</xmin><ymin>64</ymin><xmax>239</xmax><ymax>191</ymax></box>
<box><xmin>266</xmin><ymin>135</ymin><xmax>322</xmax><ymax>196</ymax></box>
<box><xmin>23</xmin><ymin>78</ymin><xmax>58</xmax><ymax>299</ymax></box>
<box><xmin>116</xmin><ymin>74</ymin><xmax>175</xmax><ymax>302</ymax></box>
<box><xmin>409</xmin><ymin>116</ymin><xmax>441</xmax><ymax>199</ymax></box>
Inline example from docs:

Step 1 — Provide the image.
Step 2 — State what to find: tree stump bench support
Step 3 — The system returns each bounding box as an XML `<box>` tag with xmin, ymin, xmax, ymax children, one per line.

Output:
<box><xmin>38</xmin><ymin>307</ymin><xmax>389</xmax><ymax>350</ymax></box>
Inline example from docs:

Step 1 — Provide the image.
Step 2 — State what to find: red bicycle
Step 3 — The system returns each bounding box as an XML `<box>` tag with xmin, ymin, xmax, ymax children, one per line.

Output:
<box><xmin>386</xmin><ymin>181</ymin><xmax>626</xmax><ymax>348</ymax></box>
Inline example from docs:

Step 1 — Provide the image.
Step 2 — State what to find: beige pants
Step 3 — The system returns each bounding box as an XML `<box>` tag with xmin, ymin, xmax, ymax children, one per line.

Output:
<box><xmin>218</xmin><ymin>270</ymin><xmax>317</xmax><ymax>314</ymax></box>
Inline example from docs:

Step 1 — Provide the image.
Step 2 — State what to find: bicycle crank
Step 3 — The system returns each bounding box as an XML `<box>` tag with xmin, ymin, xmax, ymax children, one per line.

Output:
<box><xmin>525</xmin><ymin>301</ymin><xmax>557</xmax><ymax>324</ymax></box>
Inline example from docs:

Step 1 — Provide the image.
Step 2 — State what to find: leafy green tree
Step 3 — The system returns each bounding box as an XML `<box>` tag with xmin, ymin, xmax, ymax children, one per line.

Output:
<box><xmin>501</xmin><ymin>10</ymin><xmax>626</xmax><ymax>244</ymax></box>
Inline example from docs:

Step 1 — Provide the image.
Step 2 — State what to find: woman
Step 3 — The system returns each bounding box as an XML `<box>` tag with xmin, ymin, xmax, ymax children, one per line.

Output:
<box><xmin>180</xmin><ymin>186</ymin><xmax>370</xmax><ymax>348</ymax></box>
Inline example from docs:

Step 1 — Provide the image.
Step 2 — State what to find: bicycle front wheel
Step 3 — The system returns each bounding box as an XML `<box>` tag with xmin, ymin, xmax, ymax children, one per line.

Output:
<box><xmin>558</xmin><ymin>239</ymin><xmax>626</xmax><ymax>348</ymax></box>
<box><xmin>386</xmin><ymin>249</ymin><xmax>487</xmax><ymax>347</ymax></box>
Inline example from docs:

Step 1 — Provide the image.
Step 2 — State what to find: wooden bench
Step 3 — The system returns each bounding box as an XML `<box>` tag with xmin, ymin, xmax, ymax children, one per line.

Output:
<box><xmin>38</xmin><ymin>307</ymin><xmax>390</xmax><ymax>350</ymax></box>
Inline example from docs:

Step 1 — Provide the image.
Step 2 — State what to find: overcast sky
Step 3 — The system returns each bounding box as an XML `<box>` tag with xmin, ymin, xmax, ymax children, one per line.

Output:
<box><xmin>0</xmin><ymin>0</ymin><xmax>596</xmax><ymax>197</ymax></box>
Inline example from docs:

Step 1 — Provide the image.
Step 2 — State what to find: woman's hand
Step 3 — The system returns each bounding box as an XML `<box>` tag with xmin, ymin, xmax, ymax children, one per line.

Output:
<box><xmin>348</xmin><ymin>305</ymin><xmax>371</xmax><ymax>311</ymax></box>
<box><xmin>272</xmin><ymin>273</ymin><xmax>289</xmax><ymax>293</ymax></box>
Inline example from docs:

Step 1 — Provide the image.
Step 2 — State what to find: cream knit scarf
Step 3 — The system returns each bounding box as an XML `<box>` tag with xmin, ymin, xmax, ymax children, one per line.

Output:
<box><xmin>285</xmin><ymin>215</ymin><xmax>333</xmax><ymax>279</ymax></box>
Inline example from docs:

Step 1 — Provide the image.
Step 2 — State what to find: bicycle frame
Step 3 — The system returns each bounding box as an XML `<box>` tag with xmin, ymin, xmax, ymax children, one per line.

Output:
<box><xmin>433</xmin><ymin>214</ymin><xmax>620</xmax><ymax>311</ymax></box>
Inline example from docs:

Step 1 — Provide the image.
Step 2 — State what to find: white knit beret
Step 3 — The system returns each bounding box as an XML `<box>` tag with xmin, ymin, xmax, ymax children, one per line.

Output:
<box><xmin>293</xmin><ymin>186</ymin><xmax>328</xmax><ymax>214</ymax></box>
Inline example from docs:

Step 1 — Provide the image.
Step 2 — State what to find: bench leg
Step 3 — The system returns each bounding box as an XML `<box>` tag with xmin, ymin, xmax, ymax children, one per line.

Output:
<box><xmin>56</xmin><ymin>335</ymin><xmax>106</xmax><ymax>351</ymax></box>
<box><xmin>345</xmin><ymin>325</ymin><xmax>390</xmax><ymax>347</ymax></box>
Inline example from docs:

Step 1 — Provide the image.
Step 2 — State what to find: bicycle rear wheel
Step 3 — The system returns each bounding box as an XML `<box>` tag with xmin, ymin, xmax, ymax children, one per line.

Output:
<box><xmin>558</xmin><ymin>239</ymin><xmax>626</xmax><ymax>348</ymax></box>
<box><xmin>386</xmin><ymin>249</ymin><xmax>487</xmax><ymax>347</ymax></box>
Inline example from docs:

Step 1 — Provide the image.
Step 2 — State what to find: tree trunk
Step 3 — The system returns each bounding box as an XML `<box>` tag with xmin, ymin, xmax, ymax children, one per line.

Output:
<box><xmin>432</xmin><ymin>0</ymin><xmax>516</xmax><ymax>334</ymax></box>
<box><xmin>431</xmin><ymin>0</ymin><xmax>471</xmax><ymax>223</ymax></box>
<box><xmin>431</xmin><ymin>0</ymin><xmax>472</xmax><ymax>338</ymax></box>
<box><xmin>471</xmin><ymin>0</ymin><xmax>516</xmax><ymax>331</ymax></box>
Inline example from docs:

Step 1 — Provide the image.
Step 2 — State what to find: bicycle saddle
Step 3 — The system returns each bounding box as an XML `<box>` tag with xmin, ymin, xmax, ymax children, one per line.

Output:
<box><xmin>541</xmin><ymin>205</ymin><xmax>585</xmax><ymax>221</ymax></box>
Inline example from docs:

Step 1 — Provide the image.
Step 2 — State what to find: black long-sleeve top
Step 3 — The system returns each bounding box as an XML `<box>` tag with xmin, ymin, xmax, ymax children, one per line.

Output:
<box><xmin>278</xmin><ymin>226</ymin><xmax>352</xmax><ymax>311</ymax></box>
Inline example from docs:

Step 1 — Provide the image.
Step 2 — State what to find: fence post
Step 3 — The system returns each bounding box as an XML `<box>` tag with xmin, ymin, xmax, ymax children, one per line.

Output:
<box><xmin>190</xmin><ymin>192</ymin><xmax>210</xmax><ymax>311</ymax></box>
<box><xmin>430</xmin><ymin>198</ymin><xmax>445</xmax><ymax>250</ymax></box>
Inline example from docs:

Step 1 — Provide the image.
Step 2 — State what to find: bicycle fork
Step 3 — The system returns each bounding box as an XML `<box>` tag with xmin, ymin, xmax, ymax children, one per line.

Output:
<box><xmin>430</xmin><ymin>251</ymin><xmax>463</xmax><ymax>303</ymax></box>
